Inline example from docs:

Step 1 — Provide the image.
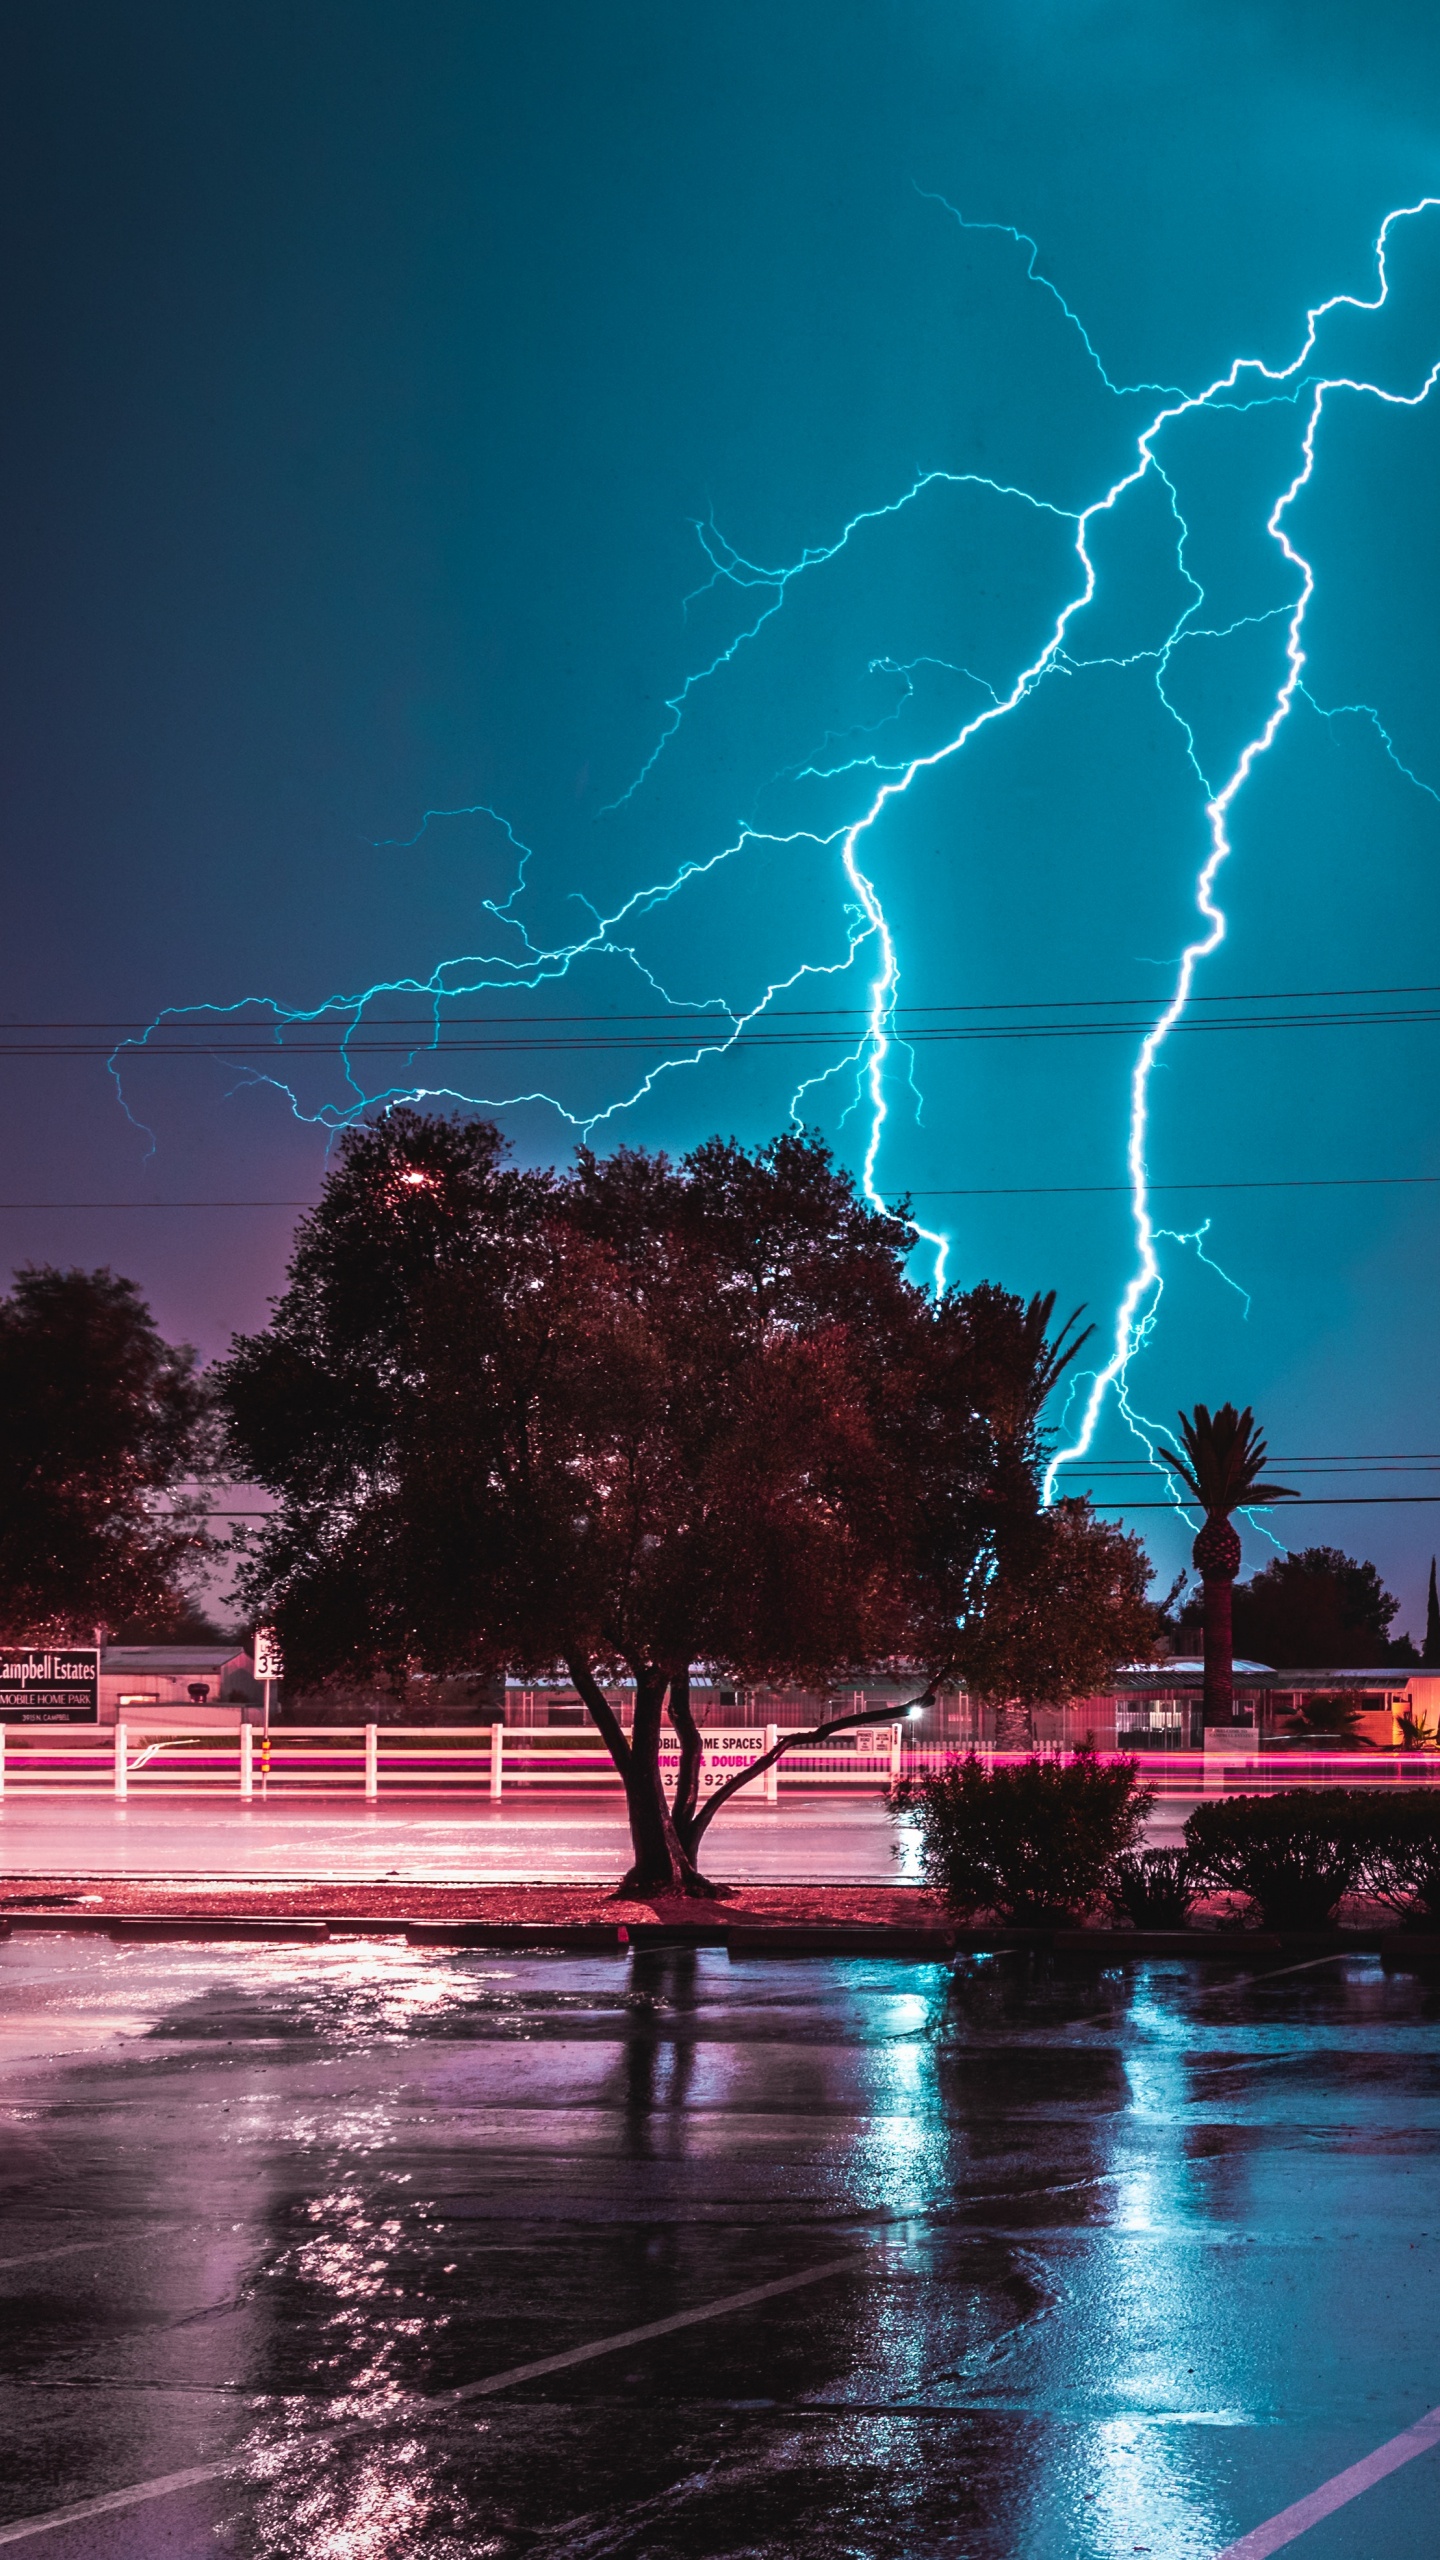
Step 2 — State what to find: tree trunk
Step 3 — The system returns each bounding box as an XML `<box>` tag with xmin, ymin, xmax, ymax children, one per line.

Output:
<box><xmin>665</xmin><ymin>1666</ymin><xmax>706</xmax><ymax>1867</ymax></box>
<box><xmin>993</xmin><ymin>1696</ymin><xmax>1033</xmax><ymax>1750</ymax></box>
<box><xmin>1201</xmin><ymin>1572</ymin><xmax>1234</xmax><ymax>1726</ymax></box>
<box><xmin>1192</xmin><ymin>1512</ymin><xmax>1242</xmax><ymax>1727</ymax></box>
<box><xmin>567</xmin><ymin>1655</ymin><xmax>715</xmax><ymax>1898</ymax></box>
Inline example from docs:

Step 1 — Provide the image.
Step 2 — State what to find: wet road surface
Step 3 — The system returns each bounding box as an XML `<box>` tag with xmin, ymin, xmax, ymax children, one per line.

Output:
<box><xmin>0</xmin><ymin>1939</ymin><xmax>1436</xmax><ymax>2558</ymax></box>
<box><xmin>0</xmin><ymin>1790</ymin><xmax>1189</xmax><ymax>1885</ymax></box>
<box><xmin>0</xmin><ymin>1796</ymin><xmax>906</xmax><ymax>1883</ymax></box>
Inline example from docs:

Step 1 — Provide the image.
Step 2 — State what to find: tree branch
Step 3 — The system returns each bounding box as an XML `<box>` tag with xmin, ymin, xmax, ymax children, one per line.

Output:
<box><xmin>565</xmin><ymin>1654</ymin><xmax>632</xmax><ymax>1778</ymax></box>
<box><xmin>689</xmin><ymin>1690</ymin><xmax>933</xmax><ymax>1846</ymax></box>
<box><xmin>666</xmin><ymin>1665</ymin><xmax>704</xmax><ymax>1840</ymax></box>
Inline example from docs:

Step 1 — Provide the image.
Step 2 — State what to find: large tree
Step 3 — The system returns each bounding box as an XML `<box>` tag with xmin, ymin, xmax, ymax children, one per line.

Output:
<box><xmin>0</xmin><ymin>1266</ymin><xmax>213</xmax><ymax>1640</ymax></box>
<box><xmin>222</xmin><ymin>1113</ymin><xmax>1160</xmax><ymax>1893</ymax></box>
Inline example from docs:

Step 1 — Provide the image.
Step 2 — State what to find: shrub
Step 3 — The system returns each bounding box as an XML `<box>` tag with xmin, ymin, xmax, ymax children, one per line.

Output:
<box><xmin>1109</xmin><ymin>1846</ymin><xmax>1196</xmax><ymax>1930</ymax></box>
<box><xmin>1284</xmin><ymin>1693</ymin><xmax>1374</xmax><ymax>1748</ymax></box>
<box><xmin>1184</xmin><ymin>1791</ymin><xmax>1373</xmax><ymax>1931</ymax></box>
<box><xmin>1355</xmin><ymin>1796</ymin><xmax>1440</xmax><ymax>1927</ymax></box>
<box><xmin>892</xmin><ymin>1747</ymin><xmax>1151</xmax><ymax>1926</ymax></box>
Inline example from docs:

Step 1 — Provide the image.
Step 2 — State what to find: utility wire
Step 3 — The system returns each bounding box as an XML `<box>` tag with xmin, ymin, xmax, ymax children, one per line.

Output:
<box><xmin>10</xmin><ymin>977</ymin><xmax>1440</xmax><ymax>1028</ymax></box>
<box><xmin>3</xmin><ymin>1174</ymin><xmax>1439</xmax><ymax>1209</ymax></box>
<box><xmin>11</xmin><ymin>1008</ymin><xmax>1440</xmax><ymax>1057</ymax></box>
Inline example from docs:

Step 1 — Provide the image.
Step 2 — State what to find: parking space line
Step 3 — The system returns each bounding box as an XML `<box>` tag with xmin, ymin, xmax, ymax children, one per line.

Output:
<box><xmin>1188</xmin><ymin>1953</ymin><xmax>1354</xmax><ymax>2000</ymax></box>
<box><xmin>0</xmin><ymin>2252</ymin><xmax>863</xmax><ymax>2545</ymax></box>
<box><xmin>0</xmin><ymin>2466</ymin><xmax>235</xmax><ymax>2547</ymax></box>
<box><xmin>1214</xmin><ymin>2402</ymin><xmax>1440</xmax><ymax>2557</ymax></box>
<box><xmin>430</xmin><ymin>2252</ymin><xmax>862</xmax><ymax>2406</ymax></box>
<box><xmin>0</xmin><ymin>2224</ymin><xmax>182</xmax><ymax>2275</ymax></box>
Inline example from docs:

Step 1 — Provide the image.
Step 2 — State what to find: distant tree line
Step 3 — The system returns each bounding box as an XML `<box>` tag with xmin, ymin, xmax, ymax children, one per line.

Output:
<box><xmin>1176</xmin><ymin>1543</ymin><xmax>1421</xmax><ymax>1670</ymax></box>
<box><xmin>0</xmin><ymin>1265</ymin><xmax>215</xmax><ymax>1642</ymax></box>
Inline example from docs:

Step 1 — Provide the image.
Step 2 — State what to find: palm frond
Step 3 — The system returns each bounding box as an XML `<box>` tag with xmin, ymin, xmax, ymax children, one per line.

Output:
<box><xmin>1165</xmin><ymin>1402</ymin><xmax>1298</xmax><ymax>1518</ymax></box>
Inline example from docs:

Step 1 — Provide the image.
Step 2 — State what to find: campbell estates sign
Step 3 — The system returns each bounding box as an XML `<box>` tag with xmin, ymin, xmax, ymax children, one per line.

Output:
<box><xmin>0</xmin><ymin>1647</ymin><xmax>99</xmax><ymax>1723</ymax></box>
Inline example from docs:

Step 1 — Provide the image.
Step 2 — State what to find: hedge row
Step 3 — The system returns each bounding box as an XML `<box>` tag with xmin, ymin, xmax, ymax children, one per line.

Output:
<box><xmin>893</xmin><ymin>1754</ymin><xmax>1440</xmax><ymax>1931</ymax></box>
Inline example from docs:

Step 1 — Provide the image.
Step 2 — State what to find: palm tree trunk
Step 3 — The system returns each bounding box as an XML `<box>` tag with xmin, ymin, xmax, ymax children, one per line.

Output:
<box><xmin>1192</xmin><ymin>1513</ymin><xmax>1242</xmax><ymax>1728</ymax></box>
<box><xmin>1201</xmin><ymin>1571</ymin><xmax>1234</xmax><ymax>1726</ymax></box>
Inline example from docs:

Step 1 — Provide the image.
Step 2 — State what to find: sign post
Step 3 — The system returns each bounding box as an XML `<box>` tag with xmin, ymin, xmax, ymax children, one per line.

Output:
<box><xmin>0</xmin><ymin>1647</ymin><xmax>99</xmax><ymax>1725</ymax></box>
<box><xmin>253</xmin><ymin>1628</ymin><xmax>282</xmax><ymax>1779</ymax></box>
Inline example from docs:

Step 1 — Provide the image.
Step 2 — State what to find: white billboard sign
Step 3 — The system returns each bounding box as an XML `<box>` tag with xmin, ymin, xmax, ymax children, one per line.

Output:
<box><xmin>657</xmin><ymin>1729</ymin><xmax>770</xmax><ymax>1797</ymax></box>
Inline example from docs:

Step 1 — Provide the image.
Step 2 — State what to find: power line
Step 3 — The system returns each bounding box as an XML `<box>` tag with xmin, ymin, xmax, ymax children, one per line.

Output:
<box><xmin>3</xmin><ymin>1174</ymin><xmax>1439</xmax><ymax>1209</ymax></box>
<box><xmin>9</xmin><ymin>978</ymin><xmax>1440</xmax><ymax>1029</ymax></box>
<box><xmin>1055</xmin><ymin>1464</ymin><xmax>1434</xmax><ymax>1484</ymax></box>
<box><xmin>909</xmin><ymin>1175</ymin><xmax>1440</xmax><ymax>1197</ymax></box>
<box><xmin>10</xmin><ymin>1008</ymin><xmax>1440</xmax><ymax>1058</ymax></box>
<box><xmin>1091</xmin><ymin>1495</ymin><xmax>1440</xmax><ymax>1509</ymax></box>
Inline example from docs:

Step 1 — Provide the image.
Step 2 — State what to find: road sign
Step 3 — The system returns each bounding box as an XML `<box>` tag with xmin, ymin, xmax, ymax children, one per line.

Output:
<box><xmin>252</xmin><ymin>1628</ymin><xmax>283</xmax><ymax>1681</ymax></box>
<box><xmin>0</xmin><ymin>1646</ymin><xmax>99</xmax><ymax>1723</ymax></box>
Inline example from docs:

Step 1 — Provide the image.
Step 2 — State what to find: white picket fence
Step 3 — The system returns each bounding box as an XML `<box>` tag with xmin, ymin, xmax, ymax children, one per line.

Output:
<box><xmin>2</xmin><ymin>1726</ymin><xmax>1437</xmax><ymax>1805</ymax></box>
<box><xmin>0</xmin><ymin>1721</ymin><xmax>905</xmax><ymax>1802</ymax></box>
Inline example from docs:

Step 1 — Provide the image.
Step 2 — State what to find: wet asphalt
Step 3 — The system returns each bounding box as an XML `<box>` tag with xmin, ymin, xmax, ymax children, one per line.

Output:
<box><xmin>0</xmin><ymin>1788</ymin><xmax>1191</xmax><ymax>1882</ymax></box>
<box><xmin>0</xmin><ymin>1796</ymin><xmax>909</xmax><ymax>1881</ymax></box>
<box><xmin>0</xmin><ymin>1939</ymin><xmax>1437</xmax><ymax>2559</ymax></box>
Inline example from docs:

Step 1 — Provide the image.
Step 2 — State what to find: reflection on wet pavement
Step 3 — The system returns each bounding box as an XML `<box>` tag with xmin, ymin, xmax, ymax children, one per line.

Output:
<box><xmin>0</xmin><ymin>1939</ymin><xmax>1436</xmax><ymax>2557</ymax></box>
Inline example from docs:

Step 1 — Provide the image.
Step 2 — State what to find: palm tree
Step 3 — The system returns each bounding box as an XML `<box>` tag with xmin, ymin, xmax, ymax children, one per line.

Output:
<box><xmin>1166</xmin><ymin>1405</ymin><xmax>1297</xmax><ymax>1727</ymax></box>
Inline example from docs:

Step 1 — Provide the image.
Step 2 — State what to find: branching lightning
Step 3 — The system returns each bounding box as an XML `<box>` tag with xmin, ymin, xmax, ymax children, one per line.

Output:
<box><xmin>1042</xmin><ymin>193</ymin><xmax>1440</xmax><ymax>1503</ymax></box>
<box><xmin>117</xmin><ymin>193</ymin><xmax>1440</xmax><ymax>1528</ymax></box>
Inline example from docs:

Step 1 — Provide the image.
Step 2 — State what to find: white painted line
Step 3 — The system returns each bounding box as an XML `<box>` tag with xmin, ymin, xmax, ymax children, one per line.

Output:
<box><xmin>430</xmin><ymin>2253</ymin><xmax>861</xmax><ymax>2405</ymax></box>
<box><xmin>0</xmin><ymin>2252</ymin><xmax>861</xmax><ymax>2544</ymax></box>
<box><xmin>0</xmin><ymin>2223</ymin><xmax>181</xmax><ymax>2275</ymax></box>
<box><xmin>1189</xmin><ymin>1953</ymin><xmax>1354</xmax><ymax>2000</ymax></box>
<box><xmin>1214</xmin><ymin>2402</ymin><xmax>1440</xmax><ymax>2557</ymax></box>
<box><xmin>0</xmin><ymin>2467</ymin><xmax>236</xmax><ymax>2546</ymax></box>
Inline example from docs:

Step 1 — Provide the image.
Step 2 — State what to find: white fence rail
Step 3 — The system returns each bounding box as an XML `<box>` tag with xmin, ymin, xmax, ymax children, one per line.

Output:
<box><xmin>1</xmin><ymin>1725</ymin><xmax>1437</xmax><ymax>1804</ymax></box>
<box><xmin>0</xmin><ymin>1721</ymin><xmax>905</xmax><ymax>1802</ymax></box>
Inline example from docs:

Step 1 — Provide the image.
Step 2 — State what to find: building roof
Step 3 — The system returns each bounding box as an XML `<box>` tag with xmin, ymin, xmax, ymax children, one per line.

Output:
<box><xmin>1116</xmin><ymin>1659</ymin><xmax>1411</xmax><ymax>1692</ymax></box>
<box><xmin>101</xmin><ymin>1647</ymin><xmax>247</xmax><ymax>1675</ymax></box>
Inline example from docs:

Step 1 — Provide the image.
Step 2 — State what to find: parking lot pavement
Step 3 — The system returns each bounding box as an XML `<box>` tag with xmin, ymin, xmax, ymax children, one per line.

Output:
<box><xmin>0</xmin><ymin>1938</ymin><xmax>1436</xmax><ymax>2560</ymax></box>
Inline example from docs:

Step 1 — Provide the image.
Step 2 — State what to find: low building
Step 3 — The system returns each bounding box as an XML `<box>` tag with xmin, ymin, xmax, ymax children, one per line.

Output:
<box><xmin>1030</xmin><ymin>1661</ymin><xmax>1426</xmax><ymax>1752</ymax></box>
<box><xmin>100</xmin><ymin>1646</ymin><xmax>258</xmax><ymax>1730</ymax></box>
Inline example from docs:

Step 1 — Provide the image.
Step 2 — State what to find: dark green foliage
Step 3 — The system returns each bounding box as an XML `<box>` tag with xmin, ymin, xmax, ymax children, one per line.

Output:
<box><xmin>1165</xmin><ymin>1404</ymin><xmax>1297</xmax><ymax>1518</ymax></box>
<box><xmin>893</xmin><ymin>1748</ymin><xmax>1151</xmax><ymax>1925</ymax></box>
<box><xmin>1355</xmin><ymin>1797</ymin><xmax>1440</xmax><ymax>1926</ymax></box>
<box><xmin>1194</xmin><ymin>1545</ymin><xmax>1418</xmax><ymax>1670</ymax></box>
<box><xmin>1109</xmin><ymin>1847</ymin><xmax>1196</xmax><ymax>1929</ymax></box>
<box><xmin>1184</xmin><ymin>1791</ymin><xmax>1373</xmax><ymax>1930</ymax></box>
<box><xmin>0</xmin><ymin>1265</ymin><xmax>212</xmax><ymax>1640</ymax></box>
<box><xmin>1283</xmin><ymin>1691</ymin><xmax>1375</xmax><ymax>1747</ymax></box>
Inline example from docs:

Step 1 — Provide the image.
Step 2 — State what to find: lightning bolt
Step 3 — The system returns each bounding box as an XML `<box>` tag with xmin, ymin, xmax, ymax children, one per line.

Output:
<box><xmin>1042</xmin><ymin>192</ymin><xmax>1440</xmax><ymax>1501</ymax></box>
<box><xmin>117</xmin><ymin>193</ymin><xmax>1440</xmax><ymax>1425</ymax></box>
